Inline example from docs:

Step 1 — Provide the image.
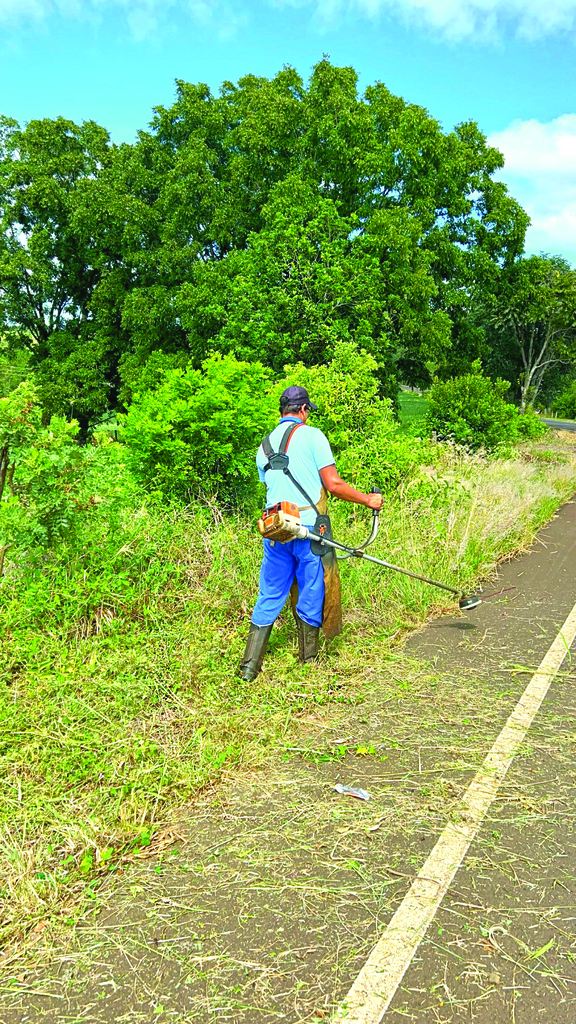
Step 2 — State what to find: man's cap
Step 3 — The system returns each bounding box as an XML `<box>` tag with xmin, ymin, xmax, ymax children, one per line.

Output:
<box><xmin>280</xmin><ymin>385</ymin><xmax>317</xmax><ymax>411</ymax></box>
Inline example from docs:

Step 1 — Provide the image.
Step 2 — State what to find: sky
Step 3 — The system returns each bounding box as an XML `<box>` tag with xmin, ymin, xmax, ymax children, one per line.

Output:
<box><xmin>1</xmin><ymin>0</ymin><xmax>575</xmax><ymax>264</ymax></box>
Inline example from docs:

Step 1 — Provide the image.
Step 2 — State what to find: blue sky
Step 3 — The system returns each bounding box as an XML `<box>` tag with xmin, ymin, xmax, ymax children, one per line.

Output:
<box><xmin>1</xmin><ymin>0</ymin><xmax>575</xmax><ymax>263</ymax></box>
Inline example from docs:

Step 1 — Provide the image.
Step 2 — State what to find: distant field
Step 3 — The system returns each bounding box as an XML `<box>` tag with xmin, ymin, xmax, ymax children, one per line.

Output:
<box><xmin>398</xmin><ymin>389</ymin><xmax>429</xmax><ymax>432</ymax></box>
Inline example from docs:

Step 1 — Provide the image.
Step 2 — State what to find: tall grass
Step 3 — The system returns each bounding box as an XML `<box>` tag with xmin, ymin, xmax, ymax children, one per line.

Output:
<box><xmin>1</xmin><ymin>436</ymin><xmax>576</xmax><ymax>958</ymax></box>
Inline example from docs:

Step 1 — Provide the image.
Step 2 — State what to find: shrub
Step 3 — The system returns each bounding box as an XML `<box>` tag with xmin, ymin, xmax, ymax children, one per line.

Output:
<box><xmin>516</xmin><ymin>407</ymin><xmax>548</xmax><ymax>439</ymax></box>
<box><xmin>120</xmin><ymin>354</ymin><xmax>275</xmax><ymax>508</ymax></box>
<box><xmin>552</xmin><ymin>380</ymin><xmax>576</xmax><ymax>420</ymax></box>
<box><xmin>277</xmin><ymin>342</ymin><xmax>428</xmax><ymax>491</ymax></box>
<box><xmin>426</xmin><ymin>363</ymin><xmax>519</xmax><ymax>452</ymax></box>
<box><xmin>0</xmin><ymin>348</ymin><xmax>31</xmax><ymax>398</ymax></box>
<box><xmin>0</xmin><ymin>382</ymin><xmax>90</xmax><ymax>571</ymax></box>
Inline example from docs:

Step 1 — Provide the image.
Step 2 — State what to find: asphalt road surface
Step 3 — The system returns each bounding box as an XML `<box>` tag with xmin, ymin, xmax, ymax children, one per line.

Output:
<box><xmin>542</xmin><ymin>418</ymin><xmax>576</xmax><ymax>432</ymax></box>
<box><xmin>381</xmin><ymin>496</ymin><xmax>576</xmax><ymax>1023</ymax></box>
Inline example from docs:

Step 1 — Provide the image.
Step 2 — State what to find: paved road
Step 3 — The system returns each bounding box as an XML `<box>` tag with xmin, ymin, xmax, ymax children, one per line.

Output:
<box><xmin>541</xmin><ymin>418</ymin><xmax>576</xmax><ymax>432</ymax></box>
<box><xmin>386</xmin><ymin>497</ymin><xmax>576</xmax><ymax>1022</ymax></box>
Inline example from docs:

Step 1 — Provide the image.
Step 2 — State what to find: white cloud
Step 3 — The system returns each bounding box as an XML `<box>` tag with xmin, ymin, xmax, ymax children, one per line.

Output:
<box><xmin>0</xmin><ymin>0</ymin><xmax>243</xmax><ymax>40</ymax></box>
<box><xmin>488</xmin><ymin>115</ymin><xmax>576</xmax><ymax>265</ymax></box>
<box><xmin>4</xmin><ymin>0</ymin><xmax>576</xmax><ymax>40</ymax></box>
<box><xmin>300</xmin><ymin>0</ymin><xmax>576</xmax><ymax>40</ymax></box>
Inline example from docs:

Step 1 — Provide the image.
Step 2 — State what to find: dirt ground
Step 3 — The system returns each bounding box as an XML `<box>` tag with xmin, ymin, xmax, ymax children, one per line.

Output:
<box><xmin>2</xmin><ymin>501</ymin><xmax>576</xmax><ymax>1024</ymax></box>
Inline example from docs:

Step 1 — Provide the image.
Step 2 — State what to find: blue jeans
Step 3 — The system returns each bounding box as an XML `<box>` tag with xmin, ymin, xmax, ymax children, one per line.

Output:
<box><xmin>251</xmin><ymin>538</ymin><xmax>324</xmax><ymax>628</ymax></box>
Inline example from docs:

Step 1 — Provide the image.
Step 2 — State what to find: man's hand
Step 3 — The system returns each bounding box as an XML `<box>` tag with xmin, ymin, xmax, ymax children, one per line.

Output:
<box><xmin>367</xmin><ymin>491</ymin><xmax>384</xmax><ymax>511</ymax></box>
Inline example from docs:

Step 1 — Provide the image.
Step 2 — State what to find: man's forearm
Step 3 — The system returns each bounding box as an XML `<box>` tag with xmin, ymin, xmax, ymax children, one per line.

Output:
<box><xmin>326</xmin><ymin>478</ymin><xmax>372</xmax><ymax>507</ymax></box>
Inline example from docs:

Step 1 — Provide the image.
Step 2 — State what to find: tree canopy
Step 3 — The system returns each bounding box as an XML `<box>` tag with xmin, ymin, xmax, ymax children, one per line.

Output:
<box><xmin>0</xmin><ymin>59</ymin><xmax>548</xmax><ymax>426</ymax></box>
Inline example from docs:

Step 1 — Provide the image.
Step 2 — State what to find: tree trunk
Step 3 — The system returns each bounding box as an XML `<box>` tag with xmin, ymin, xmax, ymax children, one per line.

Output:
<box><xmin>75</xmin><ymin>412</ymin><xmax>91</xmax><ymax>444</ymax></box>
<box><xmin>0</xmin><ymin>443</ymin><xmax>9</xmax><ymax>503</ymax></box>
<box><xmin>0</xmin><ymin>544</ymin><xmax>11</xmax><ymax>577</ymax></box>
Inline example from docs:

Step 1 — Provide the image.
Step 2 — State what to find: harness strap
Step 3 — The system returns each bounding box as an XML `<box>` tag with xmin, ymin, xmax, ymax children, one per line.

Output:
<box><xmin>262</xmin><ymin>423</ymin><xmax>301</xmax><ymax>467</ymax></box>
<box><xmin>261</xmin><ymin>422</ymin><xmax>321</xmax><ymax>516</ymax></box>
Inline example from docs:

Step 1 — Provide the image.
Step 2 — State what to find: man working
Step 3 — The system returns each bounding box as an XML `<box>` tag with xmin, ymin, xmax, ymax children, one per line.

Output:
<box><xmin>239</xmin><ymin>385</ymin><xmax>384</xmax><ymax>681</ymax></box>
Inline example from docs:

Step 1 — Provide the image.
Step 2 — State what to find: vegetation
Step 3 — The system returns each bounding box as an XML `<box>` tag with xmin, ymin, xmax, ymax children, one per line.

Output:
<box><xmin>3</xmin><ymin>425</ymin><xmax>576</xmax><ymax>955</ymax></box>
<box><xmin>485</xmin><ymin>254</ymin><xmax>576</xmax><ymax>413</ymax></box>
<box><xmin>1</xmin><ymin>60</ymin><xmax>576</xmax><ymax>972</ymax></box>
<box><xmin>426</xmin><ymin>362</ymin><xmax>548</xmax><ymax>451</ymax></box>
<box><xmin>552</xmin><ymin>379</ymin><xmax>576</xmax><ymax>420</ymax></box>
<box><xmin>1</xmin><ymin>60</ymin><xmax>534</xmax><ymax>429</ymax></box>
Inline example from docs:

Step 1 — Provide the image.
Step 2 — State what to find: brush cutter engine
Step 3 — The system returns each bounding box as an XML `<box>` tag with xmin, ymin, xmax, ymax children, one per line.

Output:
<box><xmin>257</xmin><ymin>502</ymin><xmax>308</xmax><ymax>543</ymax></box>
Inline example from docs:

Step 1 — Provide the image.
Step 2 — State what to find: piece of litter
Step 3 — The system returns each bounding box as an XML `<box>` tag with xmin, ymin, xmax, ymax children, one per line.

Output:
<box><xmin>334</xmin><ymin>783</ymin><xmax>371</xmax><ymax>801</ymax></box>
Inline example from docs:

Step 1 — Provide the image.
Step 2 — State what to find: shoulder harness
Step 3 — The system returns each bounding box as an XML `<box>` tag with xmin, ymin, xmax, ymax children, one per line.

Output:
<box><xmin>261</xmin><ymin>423</ymin><xmax>320</xmax><ymax>515</ymax></box>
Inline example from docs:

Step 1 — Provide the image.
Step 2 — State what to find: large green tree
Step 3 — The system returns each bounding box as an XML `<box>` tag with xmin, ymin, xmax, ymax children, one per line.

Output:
<box><xmin>90</xmin><ymin>60</ymin><xmax>528</xmax><ymax>402</ymax></box>
<box><xmin>0</xmin><ymin>116</ymin><xmax>113</xmax><ymax>434</ymax></box>
<box><xmin>0</xmin><ymin>61</ymin><xmax>529</xmax><ymax>421</ymax></box>
<box><xmin>485</xmin><ymin>255</ymin><xmax>576</xmax><ymax>411</ymax></box>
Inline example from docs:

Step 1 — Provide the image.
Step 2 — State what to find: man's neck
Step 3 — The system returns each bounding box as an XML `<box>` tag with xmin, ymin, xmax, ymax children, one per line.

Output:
<box><xmin>280</xmin><ymin>415</ymin><xmax>303</xmax><ymax>423</ymax></box>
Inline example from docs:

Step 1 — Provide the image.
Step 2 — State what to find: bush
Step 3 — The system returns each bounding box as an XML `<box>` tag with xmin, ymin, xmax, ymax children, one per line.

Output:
<box><xmin>516</xmin><ymin>407</ymin><xmax>548</xmax><ymax>439</ymax></box>
<box><xmin>0</xmin><ymin>347</ymin><xmax>31</xmax><ymax>398</ymax></box>
<box><xmin>120</xmin><ymin>354</ymin><xmax>276</xmax><ymax>508</ymax></box>
<box><xmin>0</xmin><ymin>383</ymin><xmax>90</xmax><ymax>570</ymax></box>
<box><xmin>278</xmin><ymin>342</ymin><xmax>428</xmax><ymax>492</ymax></box>
<box><xmin>552</xmin><ymin>380</ymin><xmax>576</xmax><ymax>420</ymax></box>
<box><xmin>426</xmin><ymin>363</ymin><xmax>519</xmax><ymax>452</ymax></box>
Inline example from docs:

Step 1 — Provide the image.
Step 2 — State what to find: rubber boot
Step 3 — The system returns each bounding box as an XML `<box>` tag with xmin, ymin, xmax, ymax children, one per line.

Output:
<box><xmin>294</xmin><ymin>613</ymin><xmax>320</xmax><ymax>664</ymax></box>
<box><xmin>238</xmin><ymin>622</ymin><xmax>273</xmax><ymax>681</ymax></box>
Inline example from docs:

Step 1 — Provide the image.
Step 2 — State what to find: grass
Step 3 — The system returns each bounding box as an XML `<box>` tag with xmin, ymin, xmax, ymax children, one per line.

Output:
<box><xmin>4</xmin><ymin>654</ymin><xmax>576</xmax><ymax>1021</ymax></box>
<box><xmin>398</xmin><ymin>389</ymin><xmax>429</xmax><ymax>434</ymax></box>
<box><xmin>1</xmin><ymin>430</ymin><xmax>576</xmax><ymax>974</ymax></box>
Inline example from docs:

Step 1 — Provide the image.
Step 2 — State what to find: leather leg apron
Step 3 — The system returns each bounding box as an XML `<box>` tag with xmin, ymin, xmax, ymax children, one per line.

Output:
<box><xmin>290</xmin><ymin>488</ymin><xmax>343</xmax><ymax>640</ymax></box>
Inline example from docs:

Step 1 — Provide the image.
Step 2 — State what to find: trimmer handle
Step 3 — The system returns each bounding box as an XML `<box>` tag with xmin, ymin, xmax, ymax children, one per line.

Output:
<box><xmin>370</xmin><ymin>486</ymin><xmax>382</xmax><ymax>516</ymax></box>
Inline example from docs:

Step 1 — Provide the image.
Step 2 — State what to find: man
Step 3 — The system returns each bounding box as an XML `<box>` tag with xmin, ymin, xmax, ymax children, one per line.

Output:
<box><xmin>239</xmin><ymin>385</ymin><xmax>384</xmax><ymax>681</ymax></box>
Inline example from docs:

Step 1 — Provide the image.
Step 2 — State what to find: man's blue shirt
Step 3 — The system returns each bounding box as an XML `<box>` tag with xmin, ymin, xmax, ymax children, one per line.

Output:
<box><xmin>256</xmin><ymin>416</ymin><xmax>335</xmax><ymax>525</ymax></box>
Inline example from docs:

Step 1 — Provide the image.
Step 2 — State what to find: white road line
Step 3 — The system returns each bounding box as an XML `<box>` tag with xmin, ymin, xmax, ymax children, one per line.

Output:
<box><xmin>335</xmin><ymin>600</ymin><xmax>576</xmax><ymax>1024</ymax></box>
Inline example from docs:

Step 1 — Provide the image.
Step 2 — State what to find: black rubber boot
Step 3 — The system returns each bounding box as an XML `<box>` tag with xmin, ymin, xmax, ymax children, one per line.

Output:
<box><xmin>294</xmin><ymin>614</ymin><xmax>320</xmax><ymax>664</ymax></box>
<box><xmin>238</xmin><ymin>623</ymin><xmax>274</xmax><ymax>681</ymax></box>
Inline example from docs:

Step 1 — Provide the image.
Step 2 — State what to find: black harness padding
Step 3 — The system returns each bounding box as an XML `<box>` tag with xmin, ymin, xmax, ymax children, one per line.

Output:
<box><xmin>261</xmin><ymin>423</ymin><xmax>321</xmax><ymax>517</ymax></box>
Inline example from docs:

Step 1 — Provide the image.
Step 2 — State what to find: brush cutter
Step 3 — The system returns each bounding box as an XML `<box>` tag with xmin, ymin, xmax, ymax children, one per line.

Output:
<box><xmin>264</xmin><ymin>488</ymin><xmax>482</xmax><ymax>612</ymax></box>
<box><xmin>336</xmin><ymin>489</ymin><xmax>481</xmax><ymax>611</ymax></box>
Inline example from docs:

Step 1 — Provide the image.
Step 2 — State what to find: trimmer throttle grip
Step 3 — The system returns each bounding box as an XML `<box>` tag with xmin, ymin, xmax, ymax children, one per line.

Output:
<box><xmin>370</xmin><ymin>486</ymin><xmax>382</xmax><ymax>516</ymax></box>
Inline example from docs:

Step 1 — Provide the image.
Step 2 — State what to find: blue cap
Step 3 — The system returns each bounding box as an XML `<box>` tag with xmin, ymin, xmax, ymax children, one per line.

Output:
<box><xmin>280</xmin><ymin>386</ymin><xmax>318</xmax><ymax>411</ymax></box>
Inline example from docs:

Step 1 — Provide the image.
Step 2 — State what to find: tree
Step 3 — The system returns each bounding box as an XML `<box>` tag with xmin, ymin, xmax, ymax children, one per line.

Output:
<box><xmin>90</xmin><ymin>60</ymin><xmax>528</xmax><ymax>400</ymax></box>
<box><xmin>486</xmin><ymin>255</ymin><xmax>576</xmax><ymax>412</ymax></box>
<box><xmin>0</xmin><ymin>116</ymin><xmax>113</xmax><ymax>435</ymax></box>
<box><xmin>0</xmin><ymin>62</ymin><xmax>530</xmax><ymax>421</ymax></box>
<box><xmin>173</xmin><ymin>175</ymin><xmax>450</xmax><ymax>405</ymax></box>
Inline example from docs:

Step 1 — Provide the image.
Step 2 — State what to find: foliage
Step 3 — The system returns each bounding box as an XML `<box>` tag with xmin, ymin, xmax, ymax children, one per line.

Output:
<box><xmin>0</xmin><ymin>345</ymin><xmax>30</xmax><ymax>397</ymax></box>
<box><xmin>120</xmin><ymin>354</ymin><xmax>275</xmax><ymax>506</ymax></box>
<box><xmin>426</xmin><ymin>362</ymin><xmax>519</xmax><ymax>451</ymax></box>
<box><xmin>276</xmin><ymin>342</ymin><xmax>429</xmax><ymax>491</ymax></box>
<box><xmin>551</xmin><ymin>380</ymin><xmax>576</xmax><ymax>420</ymax></box>
<box><xmin>2</xmin><ymin>434</ymin><xmax>576</xmax><ymax>957</ymax></box>
<box><xmin>484</xmin><ymin>255</ymin><xmax>576</xmax><ymax>413</ymax></box>
<box><xmin>0</xmin><ymin>116</ymin><xmax>113</xmax><ymax>435</ymax></box>
<box><xmin>0</xmin><ymin>382</ymin><xmax>89</xmax><ymax>571</ymax></box>
<box><xmin>0</xmin><ymin>62</ymin><xmax>529</xmax><ymax>427</ymax></box>
<box><xmin>516</xmin><ymin>408</ymin><xmax>548</xmax><ymax>439</ymax></box>
<box><xmin>177</xmin><ymin>177</ymin><xmax>450</xmax><ymax>403</ymax></box>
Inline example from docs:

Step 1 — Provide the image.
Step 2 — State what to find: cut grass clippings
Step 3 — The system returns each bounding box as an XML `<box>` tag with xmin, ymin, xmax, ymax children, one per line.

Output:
<box><xmin>1</xmin><ymin>432</ymin><xmax>576</xmax><ymax>973</ymax></box>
